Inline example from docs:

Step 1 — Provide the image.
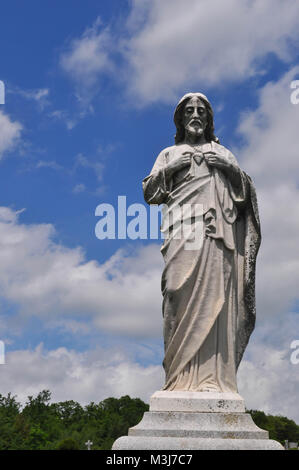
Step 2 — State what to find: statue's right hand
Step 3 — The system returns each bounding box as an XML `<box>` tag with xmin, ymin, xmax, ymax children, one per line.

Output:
<box><xmin>166</xmin><ymin>152</ymin><xmax>192</xmax><ymax>177</ymax></box>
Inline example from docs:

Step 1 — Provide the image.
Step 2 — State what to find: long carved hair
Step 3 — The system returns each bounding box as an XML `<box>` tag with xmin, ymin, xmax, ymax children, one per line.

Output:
<box><xmin>174</xmin><ymin>93</ymin><xmax>219</xmax><ymax>144</ymax></box>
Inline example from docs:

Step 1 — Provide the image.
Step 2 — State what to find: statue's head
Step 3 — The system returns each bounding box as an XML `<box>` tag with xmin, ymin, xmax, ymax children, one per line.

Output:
<box><xmin>174</xmin><ymin>92</ymin><xmax>218</xmax><ymax>144</ymax></box>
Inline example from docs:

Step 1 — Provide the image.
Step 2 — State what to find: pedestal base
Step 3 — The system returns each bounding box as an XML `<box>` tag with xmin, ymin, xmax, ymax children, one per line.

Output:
<box><xmin>112</xmin><ymin>391</ymin><xmax>284</xmax><ymax>450</ymax></box>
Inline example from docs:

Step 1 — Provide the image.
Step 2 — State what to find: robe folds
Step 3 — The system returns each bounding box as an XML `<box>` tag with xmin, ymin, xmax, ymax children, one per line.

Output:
<box><xmin>143</xmin><ymin>141</ymin><xmax>261</xmax><ymax>392</ymax></box>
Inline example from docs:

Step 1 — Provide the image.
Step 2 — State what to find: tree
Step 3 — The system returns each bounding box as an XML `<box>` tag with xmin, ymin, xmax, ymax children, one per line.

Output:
<box><xmin>0</xmin><ymin>391</ymin><xmax>297</xmax><ymax>450</ymax></box>
<box><xmin>248</xmin><ymin>409</ymin><xmax>299</xmax><ymax>445</ymax></box>
<box><xmin>56</xmin><ymin>438</ymin><xmax>80</xmax><ymax>450</ymax></box>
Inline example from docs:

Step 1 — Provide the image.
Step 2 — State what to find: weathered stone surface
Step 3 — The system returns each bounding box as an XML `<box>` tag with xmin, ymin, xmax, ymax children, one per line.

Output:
<box><xmin>128</xmin><ymin>412</ymin><xmax>267</xmax><ymax>439</ymax></box>
<box><xmin>142</xmin><ymin>93</ymin><xmax>261</xmax><ymax>393</ymax></box>
<box><xmin>112</xmin><ymin>94</ymin><xmax>282</xmax><ymax>452</ymax></box>
<box><xmin>150</xmin><ymin>391</ymin><xmax>245</xmax><ymax>413</ymax></box>
<box><xmin>112</xmin><ymin>392</ymin><xmax>284</xmax><ymax>450</ymax></box>
<box><xmin>113</xmin><ymin>436</ymin><xmax>284</xmax><ymax>450</ymax></box>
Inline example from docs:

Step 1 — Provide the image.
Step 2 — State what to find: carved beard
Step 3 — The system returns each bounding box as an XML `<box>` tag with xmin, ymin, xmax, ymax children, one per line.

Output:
<box><xmin>184</xmin><ymin>120</ymin><xmax>205</xmax><ymax>138</ymax></box>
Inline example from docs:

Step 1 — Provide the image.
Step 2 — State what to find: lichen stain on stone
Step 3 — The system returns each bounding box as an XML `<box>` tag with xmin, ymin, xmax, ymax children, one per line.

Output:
<box><xmin>224</xmin><ymin>432</ymin><xmax>237</xmax><ymax>439</ymax></box>
<box><xmin>224</xmin><ymin>414</ymin><xmax>239</xmax><ymax>426</ymax></box>
<box><xmin>217</xmin><ymin>400</ymin><xmax>227</xmax><ymax>409</ymax></box>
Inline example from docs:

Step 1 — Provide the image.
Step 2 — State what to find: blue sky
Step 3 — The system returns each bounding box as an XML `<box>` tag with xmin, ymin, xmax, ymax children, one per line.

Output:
<box><xmin>0</xmin><ymin>0</ymin><xmax>299</xmax><ymax>421</ymax></box>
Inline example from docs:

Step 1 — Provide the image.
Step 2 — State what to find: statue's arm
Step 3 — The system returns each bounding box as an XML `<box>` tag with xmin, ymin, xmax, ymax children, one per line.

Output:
<box><xmin>205</xmin><ymin>146</ymin><xmax>244</xmax><ymax>190</ymax></box>
<box><xmin>142</xmin><ymin>150</ymin><xmax>171</xmax><ymax>205</ymax></box>
<box><xmin>225</xmin><ymin>154</ymin><xmax>247</xmax><ymax>190</ymax></box>
<box><xmin>225</xmin><ymin>151</ymin><xmax>249</xmax><ymax>206</ymax></box>
<box><xmin>206</xmin><ymin>146</ymin><xmax>249</xmax><ymax>205</ymax></box>
<box><xmin>225</xmin><ymin>162</ymin><xmax>243</xmax><ymax>189</ymax></box>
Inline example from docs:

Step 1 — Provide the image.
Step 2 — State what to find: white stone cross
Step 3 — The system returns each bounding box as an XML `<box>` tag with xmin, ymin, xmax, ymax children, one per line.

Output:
<box><xmin>85</xmin><ymin>440</ymin><xmax>93</xmax><ymax>450</ymax></box>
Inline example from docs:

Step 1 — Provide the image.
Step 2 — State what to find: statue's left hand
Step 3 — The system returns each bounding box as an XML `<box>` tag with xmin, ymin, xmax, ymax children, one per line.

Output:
<box><xmin>204</xmin><ymin>152</ymin><xmax>231</xmax><ymax>171</ymax></box>
<box><xmin>205</xmin><ymin>151</ymin><xmax>241</xmax><ymax>187</ymax></box>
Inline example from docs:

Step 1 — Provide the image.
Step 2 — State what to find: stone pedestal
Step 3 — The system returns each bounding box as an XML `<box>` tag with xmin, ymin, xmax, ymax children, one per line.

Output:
<box><xmin>112</xmin><ymin>391</ymin><xmax>284</xmax><ymax>450</ymax></box>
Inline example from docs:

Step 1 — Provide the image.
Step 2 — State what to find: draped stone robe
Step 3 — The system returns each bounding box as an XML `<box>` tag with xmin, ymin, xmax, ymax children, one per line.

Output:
<box><xmin>143</xmin><ymin>141</ymin><xmax>261</xmax><ymax>393</ymax></box>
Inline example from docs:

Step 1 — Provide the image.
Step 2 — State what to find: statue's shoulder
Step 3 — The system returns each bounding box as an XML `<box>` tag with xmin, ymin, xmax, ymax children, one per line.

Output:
<box><xmin>212</xmin><ymin>141</ymin><xmax>239</xmax><ymax>164</ymax></box>
<box><xmin>156</xmin><ymin>145</ymin><xmax>177</xmax><ymax>162</ymax></box>
<box><xmin>159</xmin><ymin>145</ymin><xmax>176</xmax><ymax>155</ymax></box>
<box><xmin>211</xmin><ymin>141</ymin><xmax>230</xmax><ymax>154</ymax></box>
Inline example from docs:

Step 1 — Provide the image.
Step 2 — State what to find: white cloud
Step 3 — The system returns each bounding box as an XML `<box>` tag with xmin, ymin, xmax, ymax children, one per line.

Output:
<box><xmin>25</xmin><ymin>88</ymin><xmax>48</xmax><ymax>102</ymax></box>
<box><xmin>235</xmin><ymin>67</ymin><xmax>299</xmax><ymax>322</ymax></box>
<box><xmin>0</xmin><ymin>207</ymin><xmax>163</xmax><ymax>338</ymax></box>
<box><xmin>72</xmin><ymin>147</ymin><xmax>119</xmax><ymax>194</ymax></box>
<box><xmin>56</xmin><ymin>1</ymin><xmax>299</xmax><ymax>107</ymax></box>
<box><xmin>60</xmin><ymin>17</ymin><xmax>113</xmax><ymax>105</ymax></box>
<box><xmin>0</xmin><ymin>344</ymin><xmax>164</xmax><ymax>406</ymax></box>
<box><xmin>237</xmin><ymin>67</ymin><xmax>299</xmax><ymax>185</ymax></box>
<box><xmin>2</xmin><ymin>64</ymin><xmax>299</xmax><ymax>420</ymax></box>
<box><xmin>123</xmin><ymin>0</ymin><xmax>299</xmax><ymax>103</ymax></box>
<box><xmin>13</xmin><ymin>87</ymin><xmax>50</xmax><ymax>110</ymax></box>
<box><xmin>1</xmin><ymin>338</ymin><xmax>297</xmax><ymax>423</ymax></box>
<box><xmin>72</xmin><ymin>183</ymin><xmax>86</xmax><ymax>194</ymax></box>
<box><xmin>74</xmin><ymin>153</ymin><xmax>105</xmax><ymax>182</ymax></box>
<box><xmin>49</xmin><ymin>109</ymin><xmax>77</xmax><ymax>130</ymax></box>
<box><xmin>0</xmin><ymin>181</ymin><xmax>297</xmax><ymax>421</ymax></box>
<box><xmin>238</xmin><ymin>337</ymin><xmax>299</xmax><ymax>422</ymax></box>
<box><xmin>36</xmin><ymin>160</ymin><xmax>63</xmax><ymax>171</ymax></box>
<box><xmin>0</xmin><ymin>111</ymin><xmax>23</xmax><ymax>159</ymax></box>
<box><xmin>229</xmin><ymin>67</ymin><xmax>299</xmax><ymax>422</ymax></box>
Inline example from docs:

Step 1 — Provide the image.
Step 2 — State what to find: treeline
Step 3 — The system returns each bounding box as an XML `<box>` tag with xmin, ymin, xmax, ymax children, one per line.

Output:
<box><xmin>0</xmin><ymin>390</ymin><xmax>148</xmax><ymax>450</ymax></box>
<box><xmin>247</xmin><ymin>409</ymin><xmax>299</xmax><ymax>446</ymax></box>
<box><xmin>0</xmin><ymin>390</ymin><xmax>298</xmax><ymax>450</ymax></box>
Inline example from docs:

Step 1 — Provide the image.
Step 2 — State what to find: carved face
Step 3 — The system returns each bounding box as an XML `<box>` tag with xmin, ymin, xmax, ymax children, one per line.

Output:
<box><xmin>183</xmin><ymin>96</ymin><xmax>207</xmax><ymax>139</ymax></box>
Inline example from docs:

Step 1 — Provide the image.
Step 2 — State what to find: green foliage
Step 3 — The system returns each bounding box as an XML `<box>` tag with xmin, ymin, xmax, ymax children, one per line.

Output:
<box><xmin>56</xmin><ymin>438</ymin><xmax>80</xmax><ymax>450</ymax></box>
<box><xmin>248</xmin><ymin>409</ymin><xmax>299</xmax><ymax>446</ymax></box>
<box><xmin>0</xmin><ymin>391</ymin><xmax>149</xmax><ymax>450</ymax></box>
<box><xmin>3</xmin><ymin>390</ymin><xmax>297</xmax><ymax>450</ymax></box>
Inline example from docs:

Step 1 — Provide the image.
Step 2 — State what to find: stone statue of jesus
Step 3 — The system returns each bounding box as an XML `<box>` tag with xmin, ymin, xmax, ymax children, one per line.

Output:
<box><xmin>143</xmin><ymin>93</ymin><xmax>261</xmax><ymax>393</ymax></box>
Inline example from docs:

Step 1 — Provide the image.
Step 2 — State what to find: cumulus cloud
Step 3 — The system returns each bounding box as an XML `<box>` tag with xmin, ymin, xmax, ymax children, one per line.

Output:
<box><xmin>235</xmin><ymin>67</ymin><xmax>299</xmax><ymax>323</ymax></box>
<box><xmin>1</xmin><ymin>338</ymin><xmax>297</xmax><ymax>422</ymax></box>
<box><xmin>0</xmin><ymin>111</ymin><xmax>23</xmax><ymax>159</ymax></box>
<box><xmin>227</xmin><ymin>67</ymin><xmax>299</xmax><ymax>422</ymax></box>
<box><xmin>74</xmin><ymin>153</ymin><xmax>105</xmax><ymax>182</ymax></box>
<box><xmin>237</xmin><ymin>67</ymin><xmax>299</xmax><ymax>184</ymax></box>
<box><xmin>238</xmin><ymin>337</ymin><xmax>299</xmax><ymax>422</ymax></box>
<box><xmin>36</xmin><ymin>160</ymin><xmax>63</xmax><ymax>171</ymax></box>
<box><xmin>12</xmin><ymin>87</ymin><xmax>50</xmax><ymax>110</ymax></box>
<box><xmin>123</xmin><ymin>0</ymin><xmax>299</xmax><ymax>103</ymax></box>
<box><xmin>1</xmin><ymin>66</ymin><xmax>299</xmax><ymax>421</ymax></box>
<box><xmin>1</xmin><ymin>344</ymin><xmax>164</xmax><ymax>405</ymax></box>
<box><xmin>0</xmin><ymin>207</ymin><xmax>163</xmax><ymax>338</ymax></box>
<box><xmin>57</xmin><ymin>1</ymin><xmax>299</xmax><ymax>106</ymax></box>
<box><xmin>72</xmin><ymin>183</ymin><xmax>86</xmax><ymax>194</ymax></box>
<box><xmin>49</xmin><ymin>109</ymin><xmax>77</xmax><ymax>130</ymax></box>
<box><xmin>60</xmin><ymin>17</ymin><xmax>113</xmax><ymax>105</ymax></box>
